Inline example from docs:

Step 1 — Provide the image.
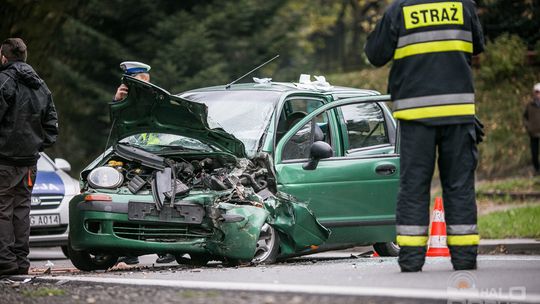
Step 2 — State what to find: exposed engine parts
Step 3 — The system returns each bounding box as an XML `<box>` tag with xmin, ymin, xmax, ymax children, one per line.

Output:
<box><xmin>84</xmin><ymin>143</ymin><xmax>274</xmax><ymax>209</ymax></box>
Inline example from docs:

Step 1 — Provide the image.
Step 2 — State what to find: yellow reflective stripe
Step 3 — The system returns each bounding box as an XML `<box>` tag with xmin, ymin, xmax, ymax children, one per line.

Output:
<box><xmin>447</xmin><ymin>234</ymin><xmax>480</xmax><ymax>246</ymax></box>
<box><xmin>394</xmin><ymin>40</ymin><xmax>473</xmax><ymax>60</ymax></box>
<box><xmin>397</xmin><ymin>235</ymin><xmax>429</xmax><ymax>247</ymax></box>
<box><xmin>393</xmin><ymin>104</ymin><xmax>475</xmax><ymax>120</ymax></box>
<box><xmin>147</xmin><ymin>134</ymin><xmax>160</xmax><ymax>145</ymax></box>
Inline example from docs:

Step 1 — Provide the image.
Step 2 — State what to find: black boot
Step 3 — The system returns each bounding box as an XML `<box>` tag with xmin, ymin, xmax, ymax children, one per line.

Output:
<box><xmin>398</xmin><ymin>246</ymin><xmax>426</xmax><ymax>272</ymax></box>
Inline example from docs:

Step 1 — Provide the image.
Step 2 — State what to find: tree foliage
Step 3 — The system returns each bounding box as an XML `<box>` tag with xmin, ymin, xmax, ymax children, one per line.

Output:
<box><xmin>477</xmin><ymin>0</ymin><xmax>540</xmax><ymax>49</ymax></box>
<box><xmin>1</xmin><ymin>0</ymin><xmax>537</xmax><ymax>173</ymax></box>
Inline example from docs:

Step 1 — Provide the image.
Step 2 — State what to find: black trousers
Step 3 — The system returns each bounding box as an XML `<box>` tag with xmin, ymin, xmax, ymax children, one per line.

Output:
<box><xmin>530</xmin><ymin>136</ymin><xmax>539</xmax><ymax>172</ymax></box>
<box><xmin>0</xmin><ymin>164</ymin><xmax>36</xmax><ymax>274</ymax></box>
<box><xmin>397</xmin><ymin>121</ymin><xmax>478</xmax><ymax>270</ymax></box>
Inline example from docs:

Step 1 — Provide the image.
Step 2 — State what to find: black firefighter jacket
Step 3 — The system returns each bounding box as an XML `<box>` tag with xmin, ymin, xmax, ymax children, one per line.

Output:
<box><xmin>365</xmin><ymin>0</ymin><xmax>485</xmax><ymax>125</ymax></box>
<box><xmin>0</xmin><ymin>61</ymin><xmax>58</xmax><ymax>166</ymax></box>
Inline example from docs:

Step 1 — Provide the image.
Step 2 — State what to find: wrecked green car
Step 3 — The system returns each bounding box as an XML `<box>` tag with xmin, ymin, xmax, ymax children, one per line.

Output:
<box><xmin>68</xmin><ymin>76</ymin><xmax>399</xmax><ymax>271</ymax></box>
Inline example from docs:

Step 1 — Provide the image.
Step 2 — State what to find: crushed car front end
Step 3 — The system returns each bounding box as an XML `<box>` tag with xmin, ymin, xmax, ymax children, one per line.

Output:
<box><xmin>69</xmin><ymin>144</ymin><xmax>328</xmax><ymax>270</ymax></box>
<box><xmin>70</xmin><ymin>148</ymin><xmax>273</xmax><ymax>263</ymax></box>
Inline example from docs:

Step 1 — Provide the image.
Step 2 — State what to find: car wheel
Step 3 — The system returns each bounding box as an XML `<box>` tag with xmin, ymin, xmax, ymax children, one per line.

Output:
<box><xmin>252</xmin><ymin>223</ymin><xmax>280</xmax><ymax>264</ymax></box>
<box><xmin>189</xmin><ymin>253</ymin><xmax>211</xmax><ymax>266</ymax></box>
<box><xmin>373</xmin><ymin>242</ymin><xmax>400</xmax><ymax>257</ymax></box>
<box><xmin>61</xmin><ymin>245</ymin><xmax>70</xmax><ymax>258</ymax></box>
<box><xmin>67</xmin><ymin>241</ymin><xmax>118</xmax><ymax>271</ymax></box>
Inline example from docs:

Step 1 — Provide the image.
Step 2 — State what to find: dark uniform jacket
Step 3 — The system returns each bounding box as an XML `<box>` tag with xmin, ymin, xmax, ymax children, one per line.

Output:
<box><xmin>524</xmin><ymin>100</ymin><xmax>540</xmax><ymax>137</ymax></box>
<box><xmin>0</xmin><ymin>61</ymin><xmax>58</xmax><ymax>166</ymax></box>
<box><xmin>365</xmin><ymin>0</ymin><xmax>484</xmax><ymax>125</ymax></box>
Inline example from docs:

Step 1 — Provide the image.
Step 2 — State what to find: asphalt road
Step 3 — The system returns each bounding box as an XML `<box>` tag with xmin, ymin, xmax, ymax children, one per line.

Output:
<box><xmin>17</xmin><ymin>247</ymin><xmax>540</xmax><ymax>303</ymax></box>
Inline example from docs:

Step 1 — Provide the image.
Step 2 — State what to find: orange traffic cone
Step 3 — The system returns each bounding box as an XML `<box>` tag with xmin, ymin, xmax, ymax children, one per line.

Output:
<box><xmin>426</xmin><ymin>197</ymin><xmax>450</xmax><ymax>257</ymax></box>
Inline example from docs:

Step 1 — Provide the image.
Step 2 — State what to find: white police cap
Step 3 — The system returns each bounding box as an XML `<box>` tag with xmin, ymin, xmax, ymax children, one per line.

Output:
<box><xmin>120</xmin><ymin>61</ymin><xmax>151</xmax><ymax>75</ymax></box>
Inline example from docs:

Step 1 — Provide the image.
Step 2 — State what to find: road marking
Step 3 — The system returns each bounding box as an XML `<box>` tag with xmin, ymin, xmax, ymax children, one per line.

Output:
<box><xmin>32</xmin><ymin>275</ymin><xmax>540</xmax><ymax>303</ymax></box>
<box><xmin>478</xmin><ymin>255</ymin><xmax>540</xmax><ymax>261</ymax></box>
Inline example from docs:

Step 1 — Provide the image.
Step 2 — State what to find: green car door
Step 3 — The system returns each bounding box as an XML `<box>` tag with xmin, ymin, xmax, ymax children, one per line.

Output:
<box><xmin>274</xmin><ymin>95</ymin><xmax>399</xmax><ymax>246</ymax></box>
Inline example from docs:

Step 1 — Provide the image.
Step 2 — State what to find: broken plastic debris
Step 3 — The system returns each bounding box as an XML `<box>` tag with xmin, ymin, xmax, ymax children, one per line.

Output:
<box><xmin>296</xmin><ymin>74</ymin><xmax>333</xmax><ymax>91</ymax></box>
<box><xmin>313</xmin><ymin>75</ymin><xmax>331</xmax><ymax>88</ymax></box>
<box><xmin>299</xmin><ymin>74</ymin><xmax>311</xmax><ymax>84</ymax></box>
<box><xmin>253</xmin><ymin>77</ymin><xmax>272</xmax><ymax>87</ymax></box>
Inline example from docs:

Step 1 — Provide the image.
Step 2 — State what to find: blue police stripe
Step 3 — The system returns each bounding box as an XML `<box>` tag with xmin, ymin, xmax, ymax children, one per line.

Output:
<box><xmin>32</xmin><ymin>171</ymin><xmax>65</xmax><ymax>195</ymax></box>
<box><xmin>125</xmin><ymin>67</ymin><xmax>148</xmax><ymax>75</ymax></box>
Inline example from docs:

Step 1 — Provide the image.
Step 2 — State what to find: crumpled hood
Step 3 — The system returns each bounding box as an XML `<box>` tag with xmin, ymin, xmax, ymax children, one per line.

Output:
<box><xmin>1</xmin><ymin>61</ymin><xmax>43</xmax><ymax>90</ymax></box>
<box><xmin>109</xmin><ymin>76</ymin><xmax>247</xmax><ymax>157</ymax></box>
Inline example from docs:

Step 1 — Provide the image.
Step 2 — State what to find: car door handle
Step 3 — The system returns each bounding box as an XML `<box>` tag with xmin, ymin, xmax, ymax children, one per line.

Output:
<box><xmin>375</xmin><ymin>164</ymin><xmax>396</xmax><ymax>176</ymax></box>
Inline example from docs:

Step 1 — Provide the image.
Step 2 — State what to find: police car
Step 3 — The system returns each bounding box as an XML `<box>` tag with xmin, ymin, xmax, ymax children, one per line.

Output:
<box><xmin>30</xmin><ymin>152</ymin><xmax>79</xmax><ymax>257</ymax></box>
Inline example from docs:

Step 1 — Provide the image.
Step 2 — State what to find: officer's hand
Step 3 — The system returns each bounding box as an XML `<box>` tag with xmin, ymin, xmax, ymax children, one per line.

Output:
<box><xmin>114</xmin><ymin>84</ymin><xmax>129</xmax><ymax>101</ymax></box>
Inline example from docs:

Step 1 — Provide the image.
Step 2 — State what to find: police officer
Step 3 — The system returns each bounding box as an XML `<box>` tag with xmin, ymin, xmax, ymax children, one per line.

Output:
<box><xmin>524</xmin><ymin>83</ymin><xmax>540</xmax><ymax>175</ymax></box>
<box><xmin>0</xmin><ymin>38</ymin><xmax>58</xmax><ymax>275</ymax></box>
<box><xmin>113</xmin><ymin>61</ymin><xmax>151</xmax><ymax>102</ymax></box>
<box><xmin>112</xmin><ymin>61</ymin><xmax>175</xmax><ymax>265</ymax></box>
<box><xmin>365</xmin><ymin>1</ymin><xmax>484</xmax><ymax>272</ymax></box>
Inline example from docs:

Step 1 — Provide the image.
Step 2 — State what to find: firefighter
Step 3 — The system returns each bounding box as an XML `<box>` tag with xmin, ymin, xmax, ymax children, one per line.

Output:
<box><xmin>0</xmin><ymin>38</ymin><xmax>58</xmax><ymax>275</ymax></box>
<box><xmin>365</xmin><ymin>0</ymin><xmax>485</xmax><ymax>272</ymax></box>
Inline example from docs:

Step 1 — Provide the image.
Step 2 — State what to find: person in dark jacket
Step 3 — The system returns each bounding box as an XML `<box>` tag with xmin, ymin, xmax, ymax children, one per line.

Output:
<box><xmin>112</xmin><ymin>61</ymin><xmax>176</xmax><ymax>265</ymax></box>
<box><xmin>524</xmin><ymin>83</ymin><xmax>540</xmax><ymax>175</ymax></box>
<box><xmin>0</xmin><ymin>38</ymin><xmax>58</xmax><ymax>275</ymax></box>
<box><xmin>365</xmin><ymin>0</ymin><xmax>484</xmax><ymax>272</ymax></box>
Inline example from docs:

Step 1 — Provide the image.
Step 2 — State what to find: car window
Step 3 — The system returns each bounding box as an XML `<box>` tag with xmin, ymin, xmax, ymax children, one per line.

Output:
<box><xmin>180</xmin><ymin>90</ymin><xmax>280</xmax><ymax>158</ymax></box>
<box><xmin>338</xmin><ymin>103</ymin><xmax>390</xmax><ymax>155</ymax></box>
<box><xmin>288</xmin><ymin>98</ymin><xmax>324</xmax><ymax>115</ymax></box>
<box><xmin>276</xmin><ymin>98</ymin><xmax>326</xmax><ymax>145</ymax></box>
<box><xmin>282</xmin><ymin>112</ymin><xmax>331</xmax><ymax>161</ymax></box>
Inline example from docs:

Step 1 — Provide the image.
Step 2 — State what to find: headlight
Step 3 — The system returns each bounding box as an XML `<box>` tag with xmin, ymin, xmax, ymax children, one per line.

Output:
<box><xmin>87</xmin><ymin>166</ymin><xmax>124</xmax><ymax>189</ymax></box>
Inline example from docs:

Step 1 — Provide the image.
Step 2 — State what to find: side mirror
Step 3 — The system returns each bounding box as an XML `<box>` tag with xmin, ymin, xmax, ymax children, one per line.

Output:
<box><xmin>55</xmin><ymin>158</ymin><xmax>72</xmax><ymax>172</ymax></box>
<box><xmin>302</xmin><ymin>141</ymin><xmax>333</xmax><ymax>170</ymax></box>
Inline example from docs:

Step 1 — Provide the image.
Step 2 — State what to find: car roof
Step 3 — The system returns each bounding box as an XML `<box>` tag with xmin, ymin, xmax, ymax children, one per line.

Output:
<box><xmin>183</xmin><ymin>82</ymin><xmax>380</xmax><ymax>97</ymax></box>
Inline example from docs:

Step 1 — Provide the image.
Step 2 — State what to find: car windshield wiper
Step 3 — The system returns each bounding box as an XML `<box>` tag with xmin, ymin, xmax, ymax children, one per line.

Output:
<box><xmin>148</xmin><ymin>145</ymin><xmax>213</xmax><ymax>153</ymax></box>
<box><xmin>116</xmin><ymin>141</ymin><xmax>145</xmax><ymax>149</ymax></box>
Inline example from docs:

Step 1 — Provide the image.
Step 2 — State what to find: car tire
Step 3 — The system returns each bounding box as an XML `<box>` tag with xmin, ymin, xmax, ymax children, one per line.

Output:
<box><xmin>61</xmin><ymin>245</ymin><xmax>70</xmax><ymax>258</ymax></box>
<box><xmin>67</xmin><ymin>241</ymin><xmax>118</xmax><ymax>271</ymax></box>
<box><xmin>373</xmin><ymin>242</ymin><xmax>400</xmax><ymax>257</ymax></box>
<box><xmin>252</xmin><ymin>223</ymin><xmax>280</xmax><ymax>264</ymax></box>
<box><xmin>189</xmin><ymin>253</ymin><xmax>211</xmax><ymax>266</ymax></box>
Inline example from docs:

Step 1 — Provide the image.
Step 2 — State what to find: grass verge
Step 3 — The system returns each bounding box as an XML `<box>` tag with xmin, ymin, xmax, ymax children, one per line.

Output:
<box><xmin>22</xmin><ymin>287</ymin><xmax>66</xmax><ymax>298</ymax></box>
<box><xmin>477</xmin><ymin>176</ymin><xmax>540</xmax><ymax>193</ymax></box>
<box><xmin>479</xmin><ymin>205</ymin><xmax>540</xmax><ymax>239</ymax></box>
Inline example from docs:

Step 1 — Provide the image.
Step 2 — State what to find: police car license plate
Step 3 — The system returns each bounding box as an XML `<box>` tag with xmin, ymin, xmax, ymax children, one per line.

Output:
<box><xmin>30</xmin><ymin>214</ymin><xmax>60</xmax><ymax>227</ymax></box>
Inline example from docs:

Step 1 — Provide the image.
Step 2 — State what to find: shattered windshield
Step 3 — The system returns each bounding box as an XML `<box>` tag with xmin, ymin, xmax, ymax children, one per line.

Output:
<box><xmin>119</xmin><ymin>133</ymin><xmax>215</xmax><ymax>153</ymax></box>
<box><xmin>180</xmin><ymin>90</ymin><xmax>280</xmax><ymax>157</ymax></box>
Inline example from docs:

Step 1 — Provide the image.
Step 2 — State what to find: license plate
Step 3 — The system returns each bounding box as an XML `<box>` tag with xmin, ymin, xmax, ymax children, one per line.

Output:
<box><xmin>128</xmin><ymin>201</ymin><xmax>204</xmax><ymax>224</ymax></box>
<box><xmin>30</xmin><ymin>214</ymin><xmax>60</xmax><ymax>227</ymax></box>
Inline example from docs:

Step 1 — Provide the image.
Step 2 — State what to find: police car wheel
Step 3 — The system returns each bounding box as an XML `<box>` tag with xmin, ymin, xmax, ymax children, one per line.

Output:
<box><xmin>373</xmin><ymin>242</ymin><xmax>400</xmax><ymax>257</ymax></box>
<box><xmin>68</xmin><ymin>241</ymin><xmax>118</xmax><ymax>271</ymax></box>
